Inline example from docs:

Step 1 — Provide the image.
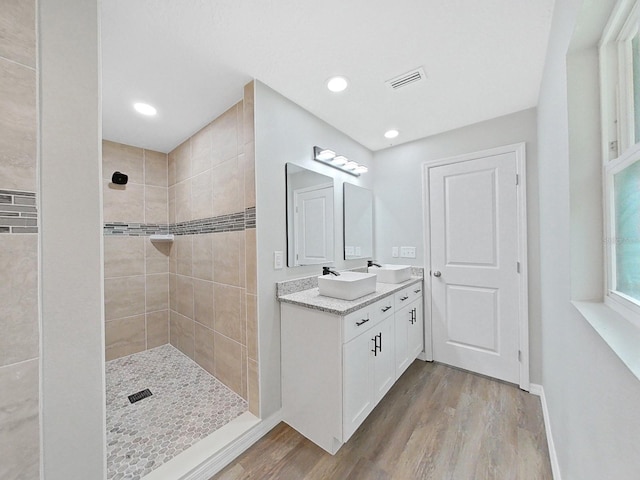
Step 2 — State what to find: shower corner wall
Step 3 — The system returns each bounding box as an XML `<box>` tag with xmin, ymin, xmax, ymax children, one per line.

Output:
<box><xmin>102</xmin><ymin>81</ymin><xmax>259</xmax><ymax>416</ymax></box>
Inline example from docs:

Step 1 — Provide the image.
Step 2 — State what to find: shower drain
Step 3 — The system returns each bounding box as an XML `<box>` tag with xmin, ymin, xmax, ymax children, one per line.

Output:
<box><xmin>128</xmin><ymin>389</ymin><xmax>152</xmax><ymax>404</ymax></box>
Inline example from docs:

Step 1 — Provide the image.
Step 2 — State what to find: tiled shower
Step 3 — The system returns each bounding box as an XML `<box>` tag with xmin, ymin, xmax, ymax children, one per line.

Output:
<box><xmin>103</xmin><ymin>82</ymin><xmax>259</xmax><ymax>478</ymax></box>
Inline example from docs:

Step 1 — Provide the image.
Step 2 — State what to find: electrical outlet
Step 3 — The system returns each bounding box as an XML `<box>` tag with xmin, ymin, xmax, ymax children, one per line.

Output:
<box><xmin>392</xmin><ymin>247</ymin><xmax>399</xmax><ymax>258</ymax></box>
<box><xmin>274</xmin><ymin>251</ymin><xmax>283</xmax><ymax>270</ymax></box>
<box><xmin>345</xmin><ymin>246</ymin><xmax>355</xmax><ymax>256</ymax></box>
<box><xmin>400</xmin><ymin>246</ymin><xmax>416</xmax><ymax>258</ymax></box>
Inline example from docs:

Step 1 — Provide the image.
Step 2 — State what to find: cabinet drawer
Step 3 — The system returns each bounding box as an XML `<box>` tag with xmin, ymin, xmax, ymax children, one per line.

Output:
<box><xmin>394</xmin><ymin>288</ymin><xmax>413</xmax><ymax>308</ymax></box>
<box><xmin>343</xmin><ymin>306</ymin><xmax>376</xmax><ymax>343</ymax></box>
<box><xmin>370</xmin><ymin>296</ymin><xmax>395</xmax><ymax>323</ymax></box>
<box><xmin>409</xmin><ymin>282</ymin><xmax>423</xmax><ymax>302</ymax></box>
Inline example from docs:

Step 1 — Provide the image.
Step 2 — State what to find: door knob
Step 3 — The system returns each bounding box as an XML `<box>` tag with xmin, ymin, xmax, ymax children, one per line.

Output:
<box><xmin>433</xmin><ymin>271</ymin><xmax>441</xmax><ymax>277</ymax></box>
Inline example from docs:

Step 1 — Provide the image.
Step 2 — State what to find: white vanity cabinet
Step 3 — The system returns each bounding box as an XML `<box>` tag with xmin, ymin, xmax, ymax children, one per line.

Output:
<box><xmin>394</xmin><ymin>285</ymin><xmax>424</xmax><ymax>379</ymax></box>
<box><xmin>280</xmin><ymin>278</ymin><xmax>424</xmax><ymax>455</ymax></box>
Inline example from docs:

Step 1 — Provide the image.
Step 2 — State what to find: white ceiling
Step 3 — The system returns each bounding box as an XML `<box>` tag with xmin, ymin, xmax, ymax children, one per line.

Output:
<box><xmin>101</xmin><ymin>0</ymin><xmax>555</xmax><ymax>154</ymax></box>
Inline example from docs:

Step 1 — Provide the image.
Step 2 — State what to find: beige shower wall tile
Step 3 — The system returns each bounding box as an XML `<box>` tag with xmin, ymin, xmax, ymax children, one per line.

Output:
<box><xmin>194</xmin><ymin>323</ymin><xmax>215</xmax><ymax>375</ymax></box>
<box><xmin>0</xmin><ymin>0</ymin><xmax>36</xmax><ymax>68</ymax></box>
<box><xmin>146</xmin><ymin>273</ymin><xmax>169</xmax><ymax>312</ymax></box>
<box><xmin>214</xmin><ymin>333</ymin><xmax>243</xmax><ymax>396</ymax></box>
<box><xmin>213</xmin><ymin>231</ymin><xmax>241</xmax><ymax>286</ymax></box>
<box><xmin>145</xmin><ymin>185</ymin><xmax>168</xmax><ymax>224</ymax></box>
<box><xmin>104</xmin><ymin>236</ymin><xmax>145</xmax><ymax>278</ymax></box>
<box><xmin>103</xmin><ymin>180</ymin><xmax>145</xmax><ymax>223</ymax></box>
<box><xmin>238</xmin><ymin>230</ymin><xmax>246</xmax><ymax>288</ymax></box>
<box><xmin>0</xmin><ymin>59</ymin><xmax>36</xmax><ymax>192</ymax></box>
<box><xmin>175</xmin><ymin>179</ymin><xmax>192</xmax><ymax>223</ymax></box>
<box><xmin>245</xmin><ymin>228</ymin><xmax>257</xmax><ymax>295</ymax></box>
<box><xmin>102</xmin><ymin>140</ymin><xmax>144</xmax><ymax>184</ymax></box>
<box><xmin>241</xmin><ymin>346</ymin><xmax>247</xmax><ymax>399</ymax></box>
<box><xmin>145</xmin><ymin>239</ymin><xmax>170</xmax><ymax>274</ymax></box>
<box><xmin>248</xmin><ymin>359</ymin><xmax>259</xmax><ymax>416</ymax></box>
<box><xmin>243</xmin><ymin>81</ymin><xmax>255</xmax><ymax>145</ymax></box>
<box><xmin>246</xmin><ymin>294</ymin><xmax>258</xmax><ymax>361</ymax></box>
<box><xmin>192</xmin><ymin>170</ymin><xmax>213</xmax><ymax>220</ymax></box>
<box><xmin>194</xmin><ymin>279</ymin><xmax>214</xmax><ymax>329</ymax></box>
<box><xmin>144</xmin><ymin>149</ymin><xmax>168</xmax><ymax>187</ymax></box>
<box><xmin>192</xmin><ymin>123</ymin><xmax>212</xmax><ymax>158</ymax></box>
<box><xmin>169</xmin><ymin>274</ymin><xmax>177</xmax><ymax>311</ymax></box>
<box><xmin>170</xmin><ymin>311</ymin><xmax>194</xmax><ymax>359</ymax></box>
<box><xmin>0</xmin><ymin>235</ymin><xmax>38</xmax><ymax>367</ymax></box>
<box><xmin>212</xmin><ymin>104</ymin><xmax>238</xmax><ymax>166</ymax></box>
<box><xmin>172</xmin><ymin>139</ymin><xmax>192</xmax><ymax>183</ymax></box>
<box><xmin>214</xmin><ymin>284</ymin><xmax>242</xmax><ymax>343</ymax></box>
<box><xmin>212</xmin><ymin>158</ymin><xmax>242</xmax><ymax>216</ymax></box>
<box><xmin>104</xmin><ymin>275</ymin><xmax>145</xmax><ymax>321</ymax></box>
<box><xmin>0</xmin><ymin>359</ymin><xmax>39</xmax><ymax>479</ymax></box>
<box><xmin>242</xmin><ymin>142</ymin><xmax>256</xmax><ymax>208</ymax></box>
<box><xmin>105</xmin><ymin>315</ymin><xmax>146</xmax><ymax>361</ymax></box>
<box><xmin>192</xmin><ymin>234</ymin><xmax>213</xmax><ymax>281</ymax></box>
<box><xmin>176</xmin><ymin>235</ymin><xmax>193</xmax><ymax>276</ymax></box>
<box><xmin>175</xmin><ymin>275</ymin><xmax>194</xmax><ymax>319</ymax></box>
<box><xmin>168</xmin><ymin>150</ymin><xmax>177</xmax><ymax>187</ymax></box>
<box><xmin>237</xmin><ymin>99</ymin><xmax>244</xmax><ymax>154</ymax></box>
<box><xmin>146</xmin><ymin>310</ymin><xmax>169</xmax><ymax>349</ymax></box>
<box><xmin>168</xmin><ymin>185</ymin><xmax>176</xmax><ymax>224</ymax></box>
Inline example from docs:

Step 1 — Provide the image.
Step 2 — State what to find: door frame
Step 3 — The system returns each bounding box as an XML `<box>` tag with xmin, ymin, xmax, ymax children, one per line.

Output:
<box><xmin>421</xmin><ymin>142</ymin><xmax>530</xmax><ymax>390</ymax></box>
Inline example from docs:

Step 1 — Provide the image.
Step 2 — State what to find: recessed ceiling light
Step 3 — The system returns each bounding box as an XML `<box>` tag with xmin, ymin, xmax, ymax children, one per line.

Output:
<box><xmin>134</xmin><ymin>102</ymin><xmax>157</xmax><ymax>116</ymax></box>
<box><xmin>327</xmin><ymin>76</ymin><xmax>348</xmax><ymax>93</ymax></box>
<box><xmin>384</xmin><ymin>129</ymin><xmax>399</xmax><ymax>139</ymax></box>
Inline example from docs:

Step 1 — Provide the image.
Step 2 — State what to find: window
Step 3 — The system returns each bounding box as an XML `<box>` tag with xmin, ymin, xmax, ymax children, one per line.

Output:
<box><xmin>601</xmin><ymin>0</ymin><xmax>640</xmax><ymax>321</ymax></box>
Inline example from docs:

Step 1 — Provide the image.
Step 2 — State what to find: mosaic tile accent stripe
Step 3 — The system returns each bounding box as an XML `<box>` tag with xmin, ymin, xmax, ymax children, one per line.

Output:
<box><xmin>104</xmin><ymin>208</ymin><xmax>257</xmax><ymax>236</ymax></box>
<box><xmin>0</xmin><ymin>189</ymin><xmax>37</xmax><ymax>234</ymax></box>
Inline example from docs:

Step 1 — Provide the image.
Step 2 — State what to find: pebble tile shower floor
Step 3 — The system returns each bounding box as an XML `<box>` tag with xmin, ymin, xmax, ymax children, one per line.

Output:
<box><xmin>106</xmin><ymin>344</ymin><xmax>248</xmax><ymax>480</ymax></box>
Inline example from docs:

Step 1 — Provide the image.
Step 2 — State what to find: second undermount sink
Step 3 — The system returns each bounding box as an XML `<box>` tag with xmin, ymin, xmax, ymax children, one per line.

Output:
<box><xmin>317</xmin><ymin>272</ymin><xmax>377</xmax><ymax>301</ymax></box>
<box><xmin>368</xmin><ymin>264</ymin><xmax>412</xmax><ymax>284</ymax></box>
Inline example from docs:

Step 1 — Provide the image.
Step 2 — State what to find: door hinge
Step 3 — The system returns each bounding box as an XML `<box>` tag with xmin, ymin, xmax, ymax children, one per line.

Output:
<box><xmin>610</xmin><ymin>140</ymin><xmax>618</xmax><ymax>155</ymax></box>
<box><xmin>518</xmin><ymin>350</ymin><xmax>522</xmax><ymax>362</ymax></box>
<box><xmin>515</xmin><ymin>174</ymin><xmax>519</xmax><ymax>186</ymax></box>
<box><xmin>517</xmin><ymin>261</ymin><xmax>520</xmax><ymax>273</ymax></box>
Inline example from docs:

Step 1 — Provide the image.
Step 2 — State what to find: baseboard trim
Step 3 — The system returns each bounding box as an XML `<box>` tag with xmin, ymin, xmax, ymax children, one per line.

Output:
<box><xmin>529</xmin><ymin>384</ymin><xmax>561</xmax><ymax>480</ymax></box>
<box><xmin>183</xmin><ymin>411</ymin><xmax>283</xmax><ymax>480</ymax></box>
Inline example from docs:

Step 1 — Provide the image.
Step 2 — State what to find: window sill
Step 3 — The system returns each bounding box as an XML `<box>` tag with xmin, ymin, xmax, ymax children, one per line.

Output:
<box><xmin>572</xmin><ymin>300</ymin><xmax>640</xmax><ymax>381</ymax></box>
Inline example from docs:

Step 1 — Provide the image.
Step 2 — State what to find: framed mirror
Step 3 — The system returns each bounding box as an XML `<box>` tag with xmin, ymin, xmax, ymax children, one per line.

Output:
<box><xmin>285</xmin><ymin>163</ymin><xmax>335</xmax><ymax>267</ymax></box>
<box><xmin>343</xmin><ymin>183</ymin><xmax>373</xmax><ymax>260</ymax></box>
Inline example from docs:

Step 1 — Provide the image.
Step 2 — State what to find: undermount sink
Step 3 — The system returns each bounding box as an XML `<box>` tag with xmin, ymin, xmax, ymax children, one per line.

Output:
<box><xmin>368</xmin><ymin>264</ymin><xmax>412</xmax><ymax>284</ymax></box>
<box><xmin>317</xmin><ymin>272</ymin><xmax>377</xmax><ymax>300</ymax></box>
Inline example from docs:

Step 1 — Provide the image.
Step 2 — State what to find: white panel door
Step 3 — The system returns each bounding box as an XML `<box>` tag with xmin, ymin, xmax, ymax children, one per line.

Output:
<box><xmin>373</xmin><ymin>316</ymin><xmax>396</xmax><ymax>403</ymax></box>
<box><xmin>429</xmin><ymin>152</ymin><xmax>520</xmax><ymax>384</ymax></box>
<box><xmin>294</xmin><ymin>186</ymin><xmax>334</xmax><ymax>265</ymax></box>
<box><xmin>343</xmin><ymin>332</ymin><xmax>374</xmax><ymax>441</ymax></box>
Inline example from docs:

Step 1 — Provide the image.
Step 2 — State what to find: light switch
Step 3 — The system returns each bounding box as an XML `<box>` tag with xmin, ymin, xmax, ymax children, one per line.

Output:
<box><xmin>392</xmin><ymin>247</ymin><xmax>399</xmax><ymax>258</ymax></box>
<box><xmin>274</xmin><ymin>251</ymin><xmax>283</xmax><ymax>270</ymax></box>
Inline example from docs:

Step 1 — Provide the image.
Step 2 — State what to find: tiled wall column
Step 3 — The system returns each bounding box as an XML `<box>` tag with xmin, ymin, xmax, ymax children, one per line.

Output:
<box><xmin>0</xmin><ymin>0</ymin><xmax>40</xmax><ymax>478</ymax></box>
<box><xmin>102</xmin><ymin>141</ymin><xmax>171</xmax><ymax>360</ymax></box>
<box><xmin>169</xmin><ymin>82</ymin><xmax>259</xmax><ymax>415</ymax></box>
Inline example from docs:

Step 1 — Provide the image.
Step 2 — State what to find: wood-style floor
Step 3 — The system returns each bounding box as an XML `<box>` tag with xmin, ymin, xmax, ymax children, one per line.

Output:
<box><xmin>212</xmin><ymin>360</ymin><xmax>552</xmax><ymax>480</ymax></box>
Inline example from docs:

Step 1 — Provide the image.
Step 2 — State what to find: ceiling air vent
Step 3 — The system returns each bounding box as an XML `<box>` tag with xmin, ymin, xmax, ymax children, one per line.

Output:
<box><xmin>386</xmin><ymin>67</ymin><xmax>427</xmax><ymax>90</ymax></box>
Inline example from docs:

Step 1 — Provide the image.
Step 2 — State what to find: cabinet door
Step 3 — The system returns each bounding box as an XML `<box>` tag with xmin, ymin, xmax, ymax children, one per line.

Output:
<box><xmin>373</xmin><ymin>315</ymin><xmax>396</xmax><ymax>404</ymax></box>
<box><xmin>343</xmin><ymin>331</ymin><xmax>375</xmax><ymax>441</ymax></box>
<box><xmin>394</xmin><ymin>304</ymin><xmax>411</xmax><ymax>379</ymax></box>
<box><xmin>409</xmin><ymin>300</ymin><xmax>424</xmax><ymax>360</ymax></box>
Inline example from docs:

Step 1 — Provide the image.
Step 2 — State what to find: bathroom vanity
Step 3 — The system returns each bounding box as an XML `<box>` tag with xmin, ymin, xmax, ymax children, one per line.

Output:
<box><xmin>279</xmin><ymin>276</ymin><xmax>424</xmax><ymax>454</ymax></box>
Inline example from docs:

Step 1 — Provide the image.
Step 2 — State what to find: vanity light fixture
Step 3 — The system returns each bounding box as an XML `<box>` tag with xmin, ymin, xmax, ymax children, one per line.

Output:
<box><xmin>313</xmin><ymin>146</ymin><xmax>368</xmax><ymax>176</ymax></box>
<box><xmin>134</xmin><ymin>102</ymin><xmax>157</xmax><ymax>116</ymax></box>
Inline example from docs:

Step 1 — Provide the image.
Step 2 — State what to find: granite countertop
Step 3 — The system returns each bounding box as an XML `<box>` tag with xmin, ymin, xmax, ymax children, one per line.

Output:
<box><xmin>277</xmin><ymin>276</ymin><xmax>423</xmax><ymax>316</ymax></box>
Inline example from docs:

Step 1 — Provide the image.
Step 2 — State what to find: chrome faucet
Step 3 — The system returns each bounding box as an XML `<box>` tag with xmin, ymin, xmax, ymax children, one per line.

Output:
<box><xmin>322</xmin><ymin>266</ymin><xmax>340</xmax><ymax>276</ymax></box>
<box><xmin>367</xmin><ymin>260</ymin><xmax>382</xmax><ymax>268</ymax></box>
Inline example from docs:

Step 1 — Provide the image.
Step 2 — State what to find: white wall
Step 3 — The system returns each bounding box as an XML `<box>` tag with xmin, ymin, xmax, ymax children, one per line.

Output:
<box><xmin>372</xmin><ymin>108</ymin><xmax>541</xmax><ymax>382</ymax></box>
<box><xmin>254</xmin><ymin>81</ymin><xmax>374</xmax><ymax>417</ymax></box>
<box><xmin>539</xmin><ymin>0</ymin><xmax>640</xmax><ymax>478</ymax></box>
<box><xmin>40</xmin><ymin>0</ymin><xmax>105</xmax><ymax>478</ymax></box>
